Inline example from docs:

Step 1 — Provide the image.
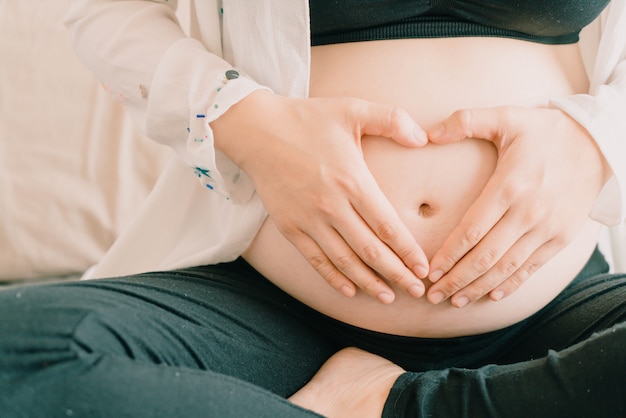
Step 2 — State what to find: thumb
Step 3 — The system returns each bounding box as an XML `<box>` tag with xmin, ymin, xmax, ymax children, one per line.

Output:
<box><xmin>428</xmin><ymin>107</ymin><xmax>518</xmax><ymax>148</ymax></box>
<box><xmin>356</xmin><ymin>101</ymin><xmax>427</xmax><ymax>147</ymax></box>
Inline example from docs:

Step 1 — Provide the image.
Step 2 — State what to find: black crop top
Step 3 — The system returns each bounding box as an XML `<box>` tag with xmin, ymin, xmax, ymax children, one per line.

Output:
<box><xmin>310</xmin><ymin>0</ymin><xmax>610</xmax><ymax>46</ymax></box>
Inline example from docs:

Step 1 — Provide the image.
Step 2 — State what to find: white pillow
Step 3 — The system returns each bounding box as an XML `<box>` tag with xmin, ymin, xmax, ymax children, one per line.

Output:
<box><xmin>0</xmin><ymin>1</ymin><xmax>172</xmax><ymax>280</ymax></box>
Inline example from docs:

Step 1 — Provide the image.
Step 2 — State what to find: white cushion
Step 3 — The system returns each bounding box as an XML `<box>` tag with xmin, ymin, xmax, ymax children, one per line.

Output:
<box><xmin>0</xmin><ymin>1</ymin><xmax>172</xmax><ymax>280</ymax></box>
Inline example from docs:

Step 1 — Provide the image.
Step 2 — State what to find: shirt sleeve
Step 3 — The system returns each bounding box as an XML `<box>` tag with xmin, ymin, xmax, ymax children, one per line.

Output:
<box><xmin>64</xmin><ymin>0</ymin><xmax>270</xmax><ymax>203</ymax></box>
<box><xmin>549</xmin><ymin>2</ymin><xmax>626</xmax><ymax>226</ymax></box>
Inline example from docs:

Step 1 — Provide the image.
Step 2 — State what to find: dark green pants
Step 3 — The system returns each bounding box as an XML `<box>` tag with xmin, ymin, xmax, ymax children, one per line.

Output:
<box><xmin>1</xmin><ymin>250</ymin><xmax>624</xmax><ymax>417</ymax></box>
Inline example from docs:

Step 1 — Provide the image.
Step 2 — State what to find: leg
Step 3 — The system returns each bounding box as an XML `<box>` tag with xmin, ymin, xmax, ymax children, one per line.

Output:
<box><xmin>0</xmin><ymin>261</ymin><xmax>334</xmax><ymax>417</ymax></box>
<box><xmin>385</xmin><ymin>321</ymin><xmax>626</xmax><ymax>418</ymax></box>
<box><xmin>292</xmin><ymin>322</ymin><xmax>626</xmax><ymax>418</ymax></box>
<box><xmin>294</xmin><ymin>268</ymin><xmax>626</xmax><ymax>417</ymax></box>
<box><xmin>498</xmin><ymin>270</ymin><xmax>626</xmax><ymax>363</ymax></box>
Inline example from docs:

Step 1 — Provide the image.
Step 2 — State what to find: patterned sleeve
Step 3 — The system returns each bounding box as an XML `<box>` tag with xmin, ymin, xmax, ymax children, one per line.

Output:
<box><xmin>65</xmin><ymin>0</ymin><xmax>270</xmax><ymax>203</ymax></box>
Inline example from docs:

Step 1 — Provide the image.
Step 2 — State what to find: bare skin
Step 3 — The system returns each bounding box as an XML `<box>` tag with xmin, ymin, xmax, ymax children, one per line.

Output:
<box><xmin>271</xmin><ymin>37</ymin><xmax>607</xmax><ymax>417</ymax></box>
<box><xmin>289</xmin><ymin>348</ymin><xmax>404</xmax><ymax>418</ymax></box>
<box><xmin>243</xmin><ymin>36</ymin><xmax>602</xmax><ymax>338</ymax></box>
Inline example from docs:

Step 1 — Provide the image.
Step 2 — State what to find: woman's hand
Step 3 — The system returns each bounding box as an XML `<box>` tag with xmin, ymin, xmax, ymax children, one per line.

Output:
<box><xmin>425</xmin><ymin>106</ymin><xmax>611</xmax><ymax>308</ymax></box>
<box><xmin>212</xmin><ymin>90</ymin><xmax>430</xmax><ymax>303</ymax></box>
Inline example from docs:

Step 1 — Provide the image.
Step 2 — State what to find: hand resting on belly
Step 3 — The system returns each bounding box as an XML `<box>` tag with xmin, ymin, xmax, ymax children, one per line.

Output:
<box><xmin>243</xmin><ymin>37</ymin><xmax>601</xmax><ymax>338</ymax></box>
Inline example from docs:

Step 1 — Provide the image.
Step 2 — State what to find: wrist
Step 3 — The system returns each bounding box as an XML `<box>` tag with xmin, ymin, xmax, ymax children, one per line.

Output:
<box><xmin>554</xmin><ymin>108</ymin><xmax>613</xmax><ymax>186</ymax></box>
<box><xmin>210</xmin><ymin>89</ymin><xmax>287</xmax><ymax>169</ymax></box>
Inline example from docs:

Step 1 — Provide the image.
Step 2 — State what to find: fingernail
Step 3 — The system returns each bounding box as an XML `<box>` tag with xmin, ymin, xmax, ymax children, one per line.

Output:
<box><xmin>429</xmin><ymin>270</ymin><xmax>444</xmax><ymax>282</ymax></box>
<box><xmin>454</xmin><ymin>296</ymin><xmax>469</xmax><ymax>308</ymax></box>
<box><xmin>491</xmin><ymin>290</ymin><xmax>505</xmax><ymax>301</ymax></box>
<box><xmin>414</xmin><ymin>264</ymin><xmax>429</xmax><ymax>279</ymax></box>
<box><xmin>377</xmin><ymin>291</ymin><xmax>395</xmax><ymax>304</ymax></box>
<box><xmin>413</xmin><ymin>126</ymin><xmax>427</xmax><ymax>145</ymax></box>
<box><xmin>428</xmin><ymin>124</ymin><xmax>445</xmax><ymax>140</ymax></box>
<box><xmin>429</xmin><ymin>291</ymin><xmax>445</xmax><ymax>304</ymax></box>
<box><xmin>340</xmin><ymin>285</ymin><xmax>356</xmax><ymax>298</ymax></box>
<box><xmin>408</xmin><ymin>283</ymin><xmax>425</xmax><ymax>298</ymax></box>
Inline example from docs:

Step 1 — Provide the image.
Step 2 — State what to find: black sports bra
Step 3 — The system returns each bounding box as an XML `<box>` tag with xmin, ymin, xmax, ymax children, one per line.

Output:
<box><xmin>310</xmin><ymin>0</ymin><xmax>610</xmax><ymax>46</ymax></box>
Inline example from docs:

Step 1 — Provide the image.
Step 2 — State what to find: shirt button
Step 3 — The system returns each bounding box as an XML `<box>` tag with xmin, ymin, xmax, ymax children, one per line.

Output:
<box><xmin>225</xmin><ymin>70</ymin><xmax>240</xmax><ymax>80</ymax></box>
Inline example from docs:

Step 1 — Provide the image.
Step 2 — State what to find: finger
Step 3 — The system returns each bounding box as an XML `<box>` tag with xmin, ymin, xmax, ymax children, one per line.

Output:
<box><xmin>334</xmin><ymin>204</ymin><xmax>427</xmax><ymax>299</ymax></box>
<box><xmin>293</xmin><ymin>232</ymin><xmax>358</xmax><ymax>298</ymax></box>
<box><xmin>448</xmin><ymin>231</ymin><xmax>544</xmax><ymax>308</ymax></box>
<box><xmin>427</xmin><ymin>209</ymin><xmax>527</xmax><ymax>305</ymax></box>
<box><xmin>349</xmin><ymin>174</ymin><xmax>430</xmax><ymax>280</ymax></box>
<box><xmin>306</xmin><ymin>225</ymin><xmax>399</xmax><ymax>304</ymax></box>
<box><xmin>428</xmin><ymin>169</ymin><xmax>512</xmax><ymax>283</ymax></box>
<box><xmin>489</xmin><ymin>239</ymin><xmax>563</xmax><ymax>301</ymax></box>
<box><xmin>355</xmin><ymin>100</ymin><xmax>427</xmax><ymax>146</ymax></box>
<box><xmin>428</xmin><ymin>107</ymin><xmax>520</xmax><ymax>148</ymax></box>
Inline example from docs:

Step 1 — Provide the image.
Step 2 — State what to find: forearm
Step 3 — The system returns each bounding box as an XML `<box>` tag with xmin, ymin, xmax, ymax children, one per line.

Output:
<box><xmin>549</xmin><ymin>1</ymin><xmax>626</xmax><ymax>226</ymax></box>
<box><xmin>211</xmin><ymin>90</ymin><xmax>284</xmax><ymax>168</ymax></box>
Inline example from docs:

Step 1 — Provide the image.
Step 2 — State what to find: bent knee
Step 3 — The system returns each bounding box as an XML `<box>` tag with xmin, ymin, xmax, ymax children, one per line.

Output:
<box><xmin>0</xmin><ymin>285</ymin><xmax>137</xmax><ymax>375</ymax></box>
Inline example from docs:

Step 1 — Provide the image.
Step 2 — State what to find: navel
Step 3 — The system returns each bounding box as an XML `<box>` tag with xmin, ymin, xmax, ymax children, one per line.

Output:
<box><xmin>418</xmin><ymin>202</ymin><xmax>435</xmax><ymax>218</ymax></box>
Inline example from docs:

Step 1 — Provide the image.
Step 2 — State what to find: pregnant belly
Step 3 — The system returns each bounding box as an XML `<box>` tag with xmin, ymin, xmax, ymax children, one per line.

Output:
<box><xmin>243</xmin><ymin>37</ymin><xmax>601</xmax><ymax>338</ymax></box>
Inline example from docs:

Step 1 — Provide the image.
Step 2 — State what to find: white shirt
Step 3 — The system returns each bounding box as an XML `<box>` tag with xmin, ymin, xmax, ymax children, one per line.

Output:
<box><xmin>65</xmin><ymin>0</ymin><xmax>626</xmax><ymax>278</ymax></box>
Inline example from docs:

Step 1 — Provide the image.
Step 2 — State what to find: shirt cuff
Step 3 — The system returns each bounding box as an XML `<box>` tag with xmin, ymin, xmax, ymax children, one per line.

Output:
<box><xmin>146</xmin><ymin>38</ymin><xmax>271</xmax><ymax>204</ymax></box>
<box><xmin>550</xmin><ymin>88</ymin><xmax>626</xmax><ymax>226</ymax></box>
